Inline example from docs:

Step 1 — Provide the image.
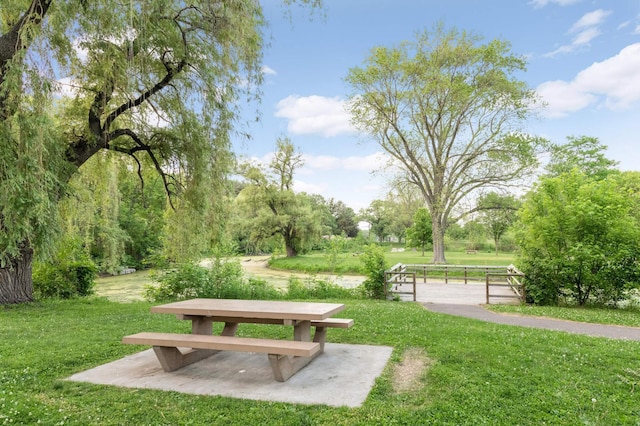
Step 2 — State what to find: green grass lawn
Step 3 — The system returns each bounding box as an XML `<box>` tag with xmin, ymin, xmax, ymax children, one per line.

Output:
<box><xmin>2</xmin><ymin>297</ymin><xmax>640</xmax><ymax>425</ymax></box>
<box><xmin>488</xmin><ymin>304</ymin><xmax>640</xmax><ymax>328</ymax></box>
<box><xmin>269</xmin><ymin>250</ymin><xmax>516</xmax><ymax>275</ymax></box>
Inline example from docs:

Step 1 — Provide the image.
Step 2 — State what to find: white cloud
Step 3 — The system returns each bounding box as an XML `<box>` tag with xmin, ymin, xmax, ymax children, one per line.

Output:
<box><xmin>544</xmin><ymin>45</ymin><xmax>574</xmax><ymax>57</ymax></box>
<box><xmin>574</xmin><ymin>43</ymin><xmax>640</xmax><ymax>109</ymax></box>
<box><xmin>303</xmin><ymin>152</ymin><xmax>386</xmax><ymax>172</ymax></box>
<box><xmin>275</xmin><ymin>95</ymin><xmax>356</xmax><ymax>137</ymax></box>
<box><xmin>301</xmin><ymin>155</ymin><xmax>340</xmax><ymax>170</ymax></box>
<box><xmin>617</xmin><ymin>21</ymin><xmax>631</xmax><ymax>31</ymax></box>
<box><xmin>293</xmin><ymin>179</ymin><xmax>327</xmax><ymax>194</ymax></box>
<box><xmin>544</xmin><ymin>9</ymin><xmax>610</xmax><ymax>57</ymax></box>
<box><xmin>570</xmin><ymin>9</ymin><xmax>611</xmax><ymax>31</ymax></box>
<box><xmin>571</xmin><ymin>27</ymin><xmax>601</xmax><ymax>45</ymax></box>
<box><xmin>261</xmin><ymin>65</ymin><xmax>277</xmax><ymax>75</ymax></box>
<box><xmin>55</xmin><ymin>77</ymin><xmax>79</xmax><ymax>98</ymax></box>
<box><xmin>536</xmin><ymin>80</ymin><xmax>596</xmax><ymax>117</ymax></box>
<box><xmin>537</xmin><ymin>43</ymin><xmax>640</xmax><ymax>117</ymax></box>
<box><xmin>246</xmin><ymin>151</ymin><xmax>386</xmax><ymax>174</ymax></box>
<box><xmin>530</xmin><ymin>0</ymin><xmax>581</xmax><ymax>9</ymax></box>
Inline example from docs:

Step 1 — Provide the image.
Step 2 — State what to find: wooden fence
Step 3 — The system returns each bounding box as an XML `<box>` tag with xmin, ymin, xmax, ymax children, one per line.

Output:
<box><xmin>384</xmin><ymin>263</ymin><xmax>526</xmax><ymax>304</ymax></box>
<box><xmin>384</xmin><ymin>263</ymin><xmax>416</xmax><ymax>301</ymax></box>
<box><xmin>485</xmin><ymin>265</ymin><xmax>525</xmax><ymax>304</ymax></box>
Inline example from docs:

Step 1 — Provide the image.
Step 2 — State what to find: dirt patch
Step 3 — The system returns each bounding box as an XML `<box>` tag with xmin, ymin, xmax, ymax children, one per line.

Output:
<box><xmin>392</xmin><ymin>347</ymin><xmax>433</xmax><ymax>394</ymax></box>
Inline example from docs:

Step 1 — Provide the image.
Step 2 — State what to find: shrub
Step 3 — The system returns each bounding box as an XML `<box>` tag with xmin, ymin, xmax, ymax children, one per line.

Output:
<box><xmin>33</xmin><ymin>260</ymin><xmax>97</xmax><ymax>299</ymax></box>
<box><xmin>286</xmin><ymin>276</ymin><xmax>359</xmax><ymax>299</ymax></box>
<box><xmin>517</xmin><ymin>171</ymin><xmax>640</xmax><ymax>306</ymax></box>
<box><xmin>324</xmin><ymin>236</ymin><xmax>348</xmax><ymax>273</ymax></box>
<box><xmin>144</xmin><ymin>258</ymin><xmax>282</xmax><ymax>302</ymax></box>
<box><xmin>359</xmin><ymin>244</ymin><xmax>388</xmax><ymax>299</ymax></box>
<box><xmin>144</xmin><ymin>263</ymin><xmax>209</xmax><ymax>301</ymax></box>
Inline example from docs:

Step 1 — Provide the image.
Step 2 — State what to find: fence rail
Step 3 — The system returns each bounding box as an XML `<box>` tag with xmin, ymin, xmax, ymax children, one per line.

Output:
<box><xmin>384</xmin><ymin>263</ymin><xmax>416</xmax><ymax>301</ymax></box>
<box><xmin>384</xmin><ymin>263</ymin><xmax>526</xmax><ymax>304</ymax></box>
<box><xmin>485</xmin><ymin>265</ymin><xmax>525</xmax><ymax>304</ymax></box>
<box><xmin>398</xmin><ymin>264</ymin><xmax>508</xmax><ymax>284</ymax></box>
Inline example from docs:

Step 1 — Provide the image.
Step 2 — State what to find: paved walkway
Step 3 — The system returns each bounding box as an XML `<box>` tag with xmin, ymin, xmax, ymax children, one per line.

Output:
<box><xmin>423</xmin><ymin>303</ymin><xmax>640</xmax><ymax>341</ymax></box>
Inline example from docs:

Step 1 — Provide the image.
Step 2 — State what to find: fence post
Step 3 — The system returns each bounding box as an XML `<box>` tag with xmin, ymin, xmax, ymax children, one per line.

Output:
<box><xmin>445</xmin><ymin>267</ymin><xmax>448</xmax><ymax>284</ymax></box>
<box><xmin>485</xmin><ymin>274</ymin><xmax>490</xmax><ymax>304</ymax></box>
<box><xmin>384</xmin><ymin>271</ymin><xmax>388</xmax><ymax>299</ymax></box>
<box><xmin>412</xmin><ymin>273</ymin><xmax>416</xmax><ymax>301</ymax></box>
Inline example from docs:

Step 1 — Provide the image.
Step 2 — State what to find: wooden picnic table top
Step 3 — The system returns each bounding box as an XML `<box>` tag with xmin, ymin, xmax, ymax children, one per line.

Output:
<box><xmin>150</xmin><ymin>298</ymin><xmax>345</xmax><ymax>321</ymax></box>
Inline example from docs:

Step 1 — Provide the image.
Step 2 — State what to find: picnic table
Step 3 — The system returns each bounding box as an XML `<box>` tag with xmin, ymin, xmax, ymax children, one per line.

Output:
<box><xmin>122</xmin><ymin>298</ymin><xmax>353</xmax><ymax>381</ymax></box>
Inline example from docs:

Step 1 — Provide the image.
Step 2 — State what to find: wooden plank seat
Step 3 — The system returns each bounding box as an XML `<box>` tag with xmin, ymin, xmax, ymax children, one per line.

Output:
<box><xmin>309</xmin><ymin>318</ymin><xmax>353</xmax><ymax>351</ymax></box>
<box><xmin>310</xmin><ymin>318</ymin><xmax>354</xmax><ymax>328</ymax></box>
<box><xmin>122</xmin><ymin>332</ymin><xmax>322</xmax><ymax>382</ymax></box>
<box><xmin>164</xmin><ymin>317</ymin><xmax>353</xmax><ymax>350</ymax></box>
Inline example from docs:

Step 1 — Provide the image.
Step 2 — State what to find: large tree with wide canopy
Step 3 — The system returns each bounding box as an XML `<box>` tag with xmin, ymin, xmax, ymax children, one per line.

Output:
<box><xmin>0</xmin><ymin>0</ymin><xmax>320</xmax><ymax>303</ymax></box>
<box><xmin>346</xmin><ymin>25</ymin><xmax>544</xmax><ymax>263</ymax></box>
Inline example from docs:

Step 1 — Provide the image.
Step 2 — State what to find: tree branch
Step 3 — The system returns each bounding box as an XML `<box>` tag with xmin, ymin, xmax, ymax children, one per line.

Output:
<box><xmin>107</xmin><ymin>128</ymin><xmax>179</xmax><ymax>209</ymax></box>
<box><xmin>103</xmin><ymin>58</ymin><xmax>186</xmax><ymax>132</ymax></box>
<box><xmin>0</xmin><ymin>0</ymin><xmax>52</xmax><ymax>117</ymax></box>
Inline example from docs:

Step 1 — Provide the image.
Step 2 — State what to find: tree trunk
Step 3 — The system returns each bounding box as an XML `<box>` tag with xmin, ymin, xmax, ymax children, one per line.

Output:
<box><xmin>0</xmin><ymin>244</ymin><xmax>34</xmax><ymax>304</ymax></box>
<box><xmin>431</xmin><ymin>217</ymin><xmax>447</xmax><ymax>264</ymax></box>
<box><xmin>285</xmin><ymin>242</ymin><xmax>297</xmax><ymax>257</ymax></box>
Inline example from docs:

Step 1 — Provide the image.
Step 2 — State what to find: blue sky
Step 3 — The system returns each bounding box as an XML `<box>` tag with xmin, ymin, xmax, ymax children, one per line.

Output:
<box><xmin>233</xmin><ymin>0</ymin><xmax>640</xmax><ymax>211</ymax></box>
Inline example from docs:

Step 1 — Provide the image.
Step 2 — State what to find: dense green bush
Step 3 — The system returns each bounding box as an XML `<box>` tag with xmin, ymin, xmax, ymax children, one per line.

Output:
<box><xmin>144</xmin><ymin>259</ymin><xmax>282</xmax><ymax>302</ymax></box>
<box><xmin>33</xmin><ymin>261</ymin><xmax>97</xmax><ymax>299</ymax></box>
<box><xmin>517</xmin><ymin>171</ymin><xmax>640</xmax><ymax>306</ymax></box>
<box><xmin>360</xmin><ymin>244</ymin><xmax>389</xmax><ymax>299</ymax></box>
<box><xmin>32</xmin><ymin>236</ymin><xmax>97</xmax><ymax>299</ymax></box>
<box><xmin>145</xmin><ymin>257</ymin><xmax>366</xmax><ymax>302</ymax></box>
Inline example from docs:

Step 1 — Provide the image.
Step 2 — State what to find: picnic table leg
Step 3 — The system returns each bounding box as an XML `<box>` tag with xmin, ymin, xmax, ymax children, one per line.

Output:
<box><xmin>293</xmin><ymin>320</ymin><xmax>311</xmax><ymax>342</ymax></box>
<box><xmin>221</xmin><ymin>322</ymin><xmax>239</xmax><ymax>337</ymax></box>
<box><xmin>152</xmin><ymin>320</ymin><xmax>241</xmax><ymax>372</ymax></box>
<box><xmin>191</xmin><ymin>317</ymin><xmax>213</xmax><ymax>335</ymax></box>
<box><xmin>268</xmin><ymin>350</ymin><xmax>321</xmax><ymax>382</ymax></box>
<box><xmin>312</xmin><ymin>327</ymin><xmax>327</xmax><ymax>351</ymax></box>
<box><xmin>264</xmin><ymin>319</ymin><xmax>323</xmax><ymax>382</ymax></box>
<box><xmin>151</xmin><ymin>317</ymin><xmax>238</xmax><ymax>372</ymax></box>
<box><xmin>152</xmin><ymin>345</ymin><xmax>217</xmax><ymax>372</ymax></box>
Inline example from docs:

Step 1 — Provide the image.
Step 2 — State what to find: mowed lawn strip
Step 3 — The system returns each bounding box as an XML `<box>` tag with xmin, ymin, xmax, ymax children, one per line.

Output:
<box><xmin>269</xmin><ymin>251</ymin><xmax>516</xmax><ymax>275</ymax></box>
<box><xmin>1</xmin><ymin>298</ymin><xmax>639</xmax><ymax>425</ymax></box>
<box><xmin>489</xmin><ymin>304</ymin><xmax>640</xmax><ymax>328</ymax></box>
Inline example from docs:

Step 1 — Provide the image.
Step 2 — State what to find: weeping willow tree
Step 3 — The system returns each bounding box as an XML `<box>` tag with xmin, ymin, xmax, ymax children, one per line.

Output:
<box><xmin>0</xmin><ymin>0</ymin><xmax>321</xmax><ymax>303</ymax></box>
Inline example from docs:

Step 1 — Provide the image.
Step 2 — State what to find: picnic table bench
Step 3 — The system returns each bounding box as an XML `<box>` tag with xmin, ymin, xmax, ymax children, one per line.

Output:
<box><xmin>122</xmin><ymin>299</ymin><xmax>353</xmax><ymax>382</ymax></box>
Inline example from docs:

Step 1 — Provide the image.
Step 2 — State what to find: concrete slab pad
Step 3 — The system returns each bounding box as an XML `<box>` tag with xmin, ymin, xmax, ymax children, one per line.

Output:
<box><xmin>66</xmin><ymin>343</ymin><xmax>393</xmax><ymax>408</ymax></box>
